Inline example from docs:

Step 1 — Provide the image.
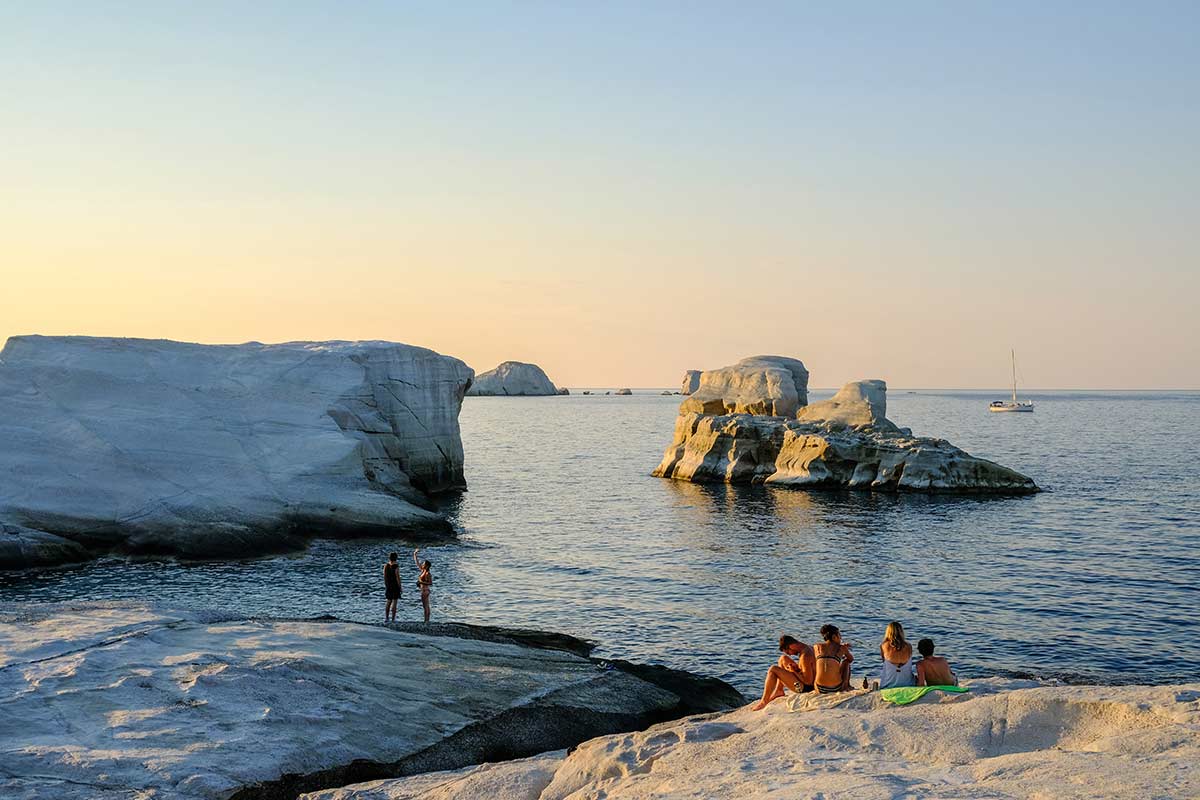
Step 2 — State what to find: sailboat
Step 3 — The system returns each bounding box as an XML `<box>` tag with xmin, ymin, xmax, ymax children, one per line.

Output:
<box><xmin>989</xmin><ymin>350</ymin><xmax>1034</xmax><ymax>412</ymax></box>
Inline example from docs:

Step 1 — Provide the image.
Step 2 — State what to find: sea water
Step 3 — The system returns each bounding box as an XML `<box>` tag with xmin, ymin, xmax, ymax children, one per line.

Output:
<box><xmin>3</xmin><ymin>390</ymin><xmax>1197</xmax><ymax>693</ymax></box>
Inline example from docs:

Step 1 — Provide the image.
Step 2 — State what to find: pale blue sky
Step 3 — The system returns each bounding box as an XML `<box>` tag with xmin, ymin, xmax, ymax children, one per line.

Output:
<box><xmin>2</xmin><ymin>2</ymin><xmax>1197</xmax><ymax>387</ymax></box>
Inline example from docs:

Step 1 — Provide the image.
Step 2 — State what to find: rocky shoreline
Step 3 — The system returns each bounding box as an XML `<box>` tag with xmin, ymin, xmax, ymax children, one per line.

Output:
<box><xmin>3</xmin><ymin>602</ymin><xmax>1195</xmax><ymax>799</ymax></box>
<box><xmin>0</xmin><ymin>602</ymin><xmax>742</xmax><ymax>800</ymax></box>
<box><xmin>308</xmin><ymin>679</ymin><xmax>1200</xmax><ymax>799</ymax></box>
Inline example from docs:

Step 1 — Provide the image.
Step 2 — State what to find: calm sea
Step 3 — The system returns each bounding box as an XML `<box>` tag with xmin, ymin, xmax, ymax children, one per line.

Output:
<box><xmin>3</xmin><ymin>390</ymin><xmax>1198</xmax><ymax>693</ymax></box>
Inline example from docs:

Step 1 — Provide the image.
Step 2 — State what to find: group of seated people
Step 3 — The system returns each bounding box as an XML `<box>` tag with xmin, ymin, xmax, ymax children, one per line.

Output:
<box><xmin>753</xmin><ymin>621</ymin><xmax>957</xmax><ymax>710</ymax></box>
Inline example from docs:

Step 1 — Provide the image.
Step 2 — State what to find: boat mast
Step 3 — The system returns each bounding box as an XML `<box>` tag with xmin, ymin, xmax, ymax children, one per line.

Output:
<box><xmin>1011</xmin><ymin>349</ymin><xmax>1017</xmax><ymax>403</ymax></box>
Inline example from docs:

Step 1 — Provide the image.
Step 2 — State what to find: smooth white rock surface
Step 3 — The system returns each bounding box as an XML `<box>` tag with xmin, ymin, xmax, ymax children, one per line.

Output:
<box><xmin>679</xmin><ymin>370</ymin><xmax>701</xmax><ymax>395</ymax></box>
<box><xmin>795</xmin><ymin>379</ymin><xmax>891</xmax><ymax>427</ymax></box>
<box><xmin>0</xmin><ymin>603</ymin><xmax>693</xmax><ymax>800</ymax></box>
<box><xmin>315</xmin><ymin>679</ymin><xmax>1200</xmax><ymax>799</ymax></box>
<box><xmin>0</xmin><ymin>336</ymin><xmax>474</xmax><ymax>567</ymax></box>
<box><xmin>467</xmin><ymin>362</ymin><xmax>559</xmax><ymax>396</ymax></box>
<box><xmin>680</xmin><ymin>356</ymin><xmax>809</xmax><ymax>417</ymax></box>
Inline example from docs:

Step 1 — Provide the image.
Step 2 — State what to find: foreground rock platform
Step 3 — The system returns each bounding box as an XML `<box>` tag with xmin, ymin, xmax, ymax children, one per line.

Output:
<box><xmin>306</xmin><ymin>679</ymin><xmax>1200</xmax><ymax>799</ymax></box>
<box><xmin>656</xmin><ymin>357</ymin><xmax>1038</xmax><ymax>493</ymax></box>
<box><xmin>0</xmin><ymin>602</ymin><xmax>742</xmax><ymax>800</ymax></box>
<box><xmin>0</xmin><ymin>336</ymin><xmax>476</xmax><ymax>569</ymax></box>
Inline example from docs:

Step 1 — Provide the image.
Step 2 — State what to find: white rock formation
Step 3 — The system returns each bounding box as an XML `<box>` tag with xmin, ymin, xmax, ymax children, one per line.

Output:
<box><xmin>467</xmin><ymin>362</ymin><xmax>559</xmax><ymax>396</ymax></box>
<box><xmin>615</xmin><ymin>388</ymin><xmax>633</xmax><ymax>396</ymax></box>
<box><xmin>680</xmin><ymin>356</ymin><xmax>809</xmax><ymax>417</ymax></box>
<box><xmin>795</xmin><ymin>378</ymin><xmax>890</xmax><ymax>427</ymax></box>
<box><xmin>0</xmin><ymin>602</ymin><xmax>741</xmax><ymax>800</ymax></box>
<box><xmin>656</xmin><ymin>359</ymin><xmax>1037</xmax><ymax>493</ymax></box>
<box><xmin>680</xmin><ymin>370</ymin><xmax>701</xmax><ymax>395</ymax></box>
<box><xmin>311</xmin><ymin>679</ymin><xmax>1200</xmax><ymax>799</ymax></box>
<box><xmin>0</xmin><ymin>336</ymin><xmax>475</xmax><ymax>568</ymax></box>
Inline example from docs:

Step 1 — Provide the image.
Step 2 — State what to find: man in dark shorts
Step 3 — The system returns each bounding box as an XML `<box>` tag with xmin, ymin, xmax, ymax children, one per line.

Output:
<box><xmin>383</xmin><ymin>552</ymin><xmax>402</xmax><ymax>622</ymax></box>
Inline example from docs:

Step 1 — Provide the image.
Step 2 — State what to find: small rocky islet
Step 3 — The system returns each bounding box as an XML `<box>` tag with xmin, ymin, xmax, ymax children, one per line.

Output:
<box><xmin>657</xmin><ymin>356</ymin><xmax>1038</xmax><ymax>493</ymax></box>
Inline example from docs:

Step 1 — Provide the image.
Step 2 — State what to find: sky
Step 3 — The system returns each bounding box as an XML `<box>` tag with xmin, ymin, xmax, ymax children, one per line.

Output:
<box><xmin>2</xmin><ymin>2</ymin><xmax>1197</xmax><ymax>389</ymax></box>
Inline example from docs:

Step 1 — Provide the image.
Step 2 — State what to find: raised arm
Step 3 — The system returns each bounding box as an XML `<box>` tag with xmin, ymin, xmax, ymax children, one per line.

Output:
<box><xmin>413</xmin><ymin>548</ymin><xmax>421</xmax><ymax>568</ymax></box>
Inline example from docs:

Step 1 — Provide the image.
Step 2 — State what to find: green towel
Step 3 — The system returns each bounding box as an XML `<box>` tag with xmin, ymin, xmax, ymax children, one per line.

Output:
<box><xmin>880</xmin><ymin>685</ymin><xmax>969</xmax><ymax>705</ymax></box>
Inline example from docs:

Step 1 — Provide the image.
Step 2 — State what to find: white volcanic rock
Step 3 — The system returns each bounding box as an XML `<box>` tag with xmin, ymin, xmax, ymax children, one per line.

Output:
<box><xmin>467</xmin><ymin>362</ymin><xmax>558</xmax><ymax>396</ymax></box>
<box><xmin>0</xmin><ymin>603</ymin><xmax>741</xmax><ymax>800</ymax></box>
<box><xmin>318</xmin><ymin>679</ymin><xmax>1200</xmax><ymax>799</ymax></box>
<box><xmin>0</xmin><ymin>336</ymin><xmax>475</xmax><ymax>567</ymax></box>
<box><xmin>796</xmin><ymin>379</ymin><xmax>892</xmax><ymax>428</ymax></box>
<box><xmin>680</xmin><ymin>356</ymin><xmax>809</xmax><ymax>417</ymax></box>
<box><xmin>657</xmin><ymin>358</ymin><xmax>1037</xmax><ymax>493</ymax></box>
<box><xmin>680</xmin><ymin>370</ymin><xmax>701</xmax><ymax>395</ymax></box>
<box><xmin>654</xmin><ymin>412</ymin><xmax>1038</xmax><ymax>492</ymax></box>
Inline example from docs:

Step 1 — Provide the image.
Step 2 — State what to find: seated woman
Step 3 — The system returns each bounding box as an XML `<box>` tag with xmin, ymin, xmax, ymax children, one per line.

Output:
<box><xmin>915</xmin><ymin>638</ymin><xmax>957</xmax><ymax>686</ymax></box>
<box><xmin>752</xmin><ymin>634</ymin><xmax>815</xmax><ymax>710</ymax></box>
<box><xmin>813</xmin><ymin>624</ymin><xmax>853</xmax><ymax>693</ymax></box>
<box><xmin>879</xmin><ymin>621</ymin><xmax>916</xmax><ymax>689</ymax></box>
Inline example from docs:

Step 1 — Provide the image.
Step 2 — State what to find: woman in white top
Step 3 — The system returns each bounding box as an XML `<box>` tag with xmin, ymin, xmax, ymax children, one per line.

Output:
<box><xmin>879</xmin><ymin>621</ymin><xmax>917</xmax><ymax>689</ymax></box>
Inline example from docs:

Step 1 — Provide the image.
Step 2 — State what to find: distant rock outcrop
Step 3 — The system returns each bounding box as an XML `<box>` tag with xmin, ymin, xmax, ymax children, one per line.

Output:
<box><xmin>680</xmin><ymin>370</ymin><xmax>702</xmax><ymax>395</ymax></box>
<box><xmin>466</xmin><ymin>361</ymin><xmax>559</xmax><ymax>396</ymax></box>
<box><xmin>655</xmin><ymin>358</ymin><xmax>1037</xmax><ymax>493</ymax></box>
<box><xmin>615</xmin><ymin>388</ymin><xmax>633</xmax><ymax>396</ymax></box>
<box><xmin>680</xmin><ymin>356</ymin><xmax>809</xmax><ymax>417</ymax></box>
<box><xmin>0</xmin><ymin>336</ymin><xmax>475</xmax><ymax>568</ymax></box>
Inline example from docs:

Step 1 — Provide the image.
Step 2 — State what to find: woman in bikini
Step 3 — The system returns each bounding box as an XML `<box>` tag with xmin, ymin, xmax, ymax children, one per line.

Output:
<box><xmin>879</xmin><ymin>621</ymin><xmax>916</xmax><ymax>688</ymax></box>
<box><xmin>813</xmin><ymin>624</ymin><xmax>854</xmax><ymax>693</ymax></box>
<box><xmin>414</xmin><ymin>548</ymin><xmax>433</xmax><ymax>623</ymax></box>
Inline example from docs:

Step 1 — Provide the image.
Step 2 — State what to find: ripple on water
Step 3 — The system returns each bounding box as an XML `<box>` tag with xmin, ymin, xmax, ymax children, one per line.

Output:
<box><xmin>2</xmin><ymin>390</ymin><xmax>1199</xmax><ymax>692</ymax></box>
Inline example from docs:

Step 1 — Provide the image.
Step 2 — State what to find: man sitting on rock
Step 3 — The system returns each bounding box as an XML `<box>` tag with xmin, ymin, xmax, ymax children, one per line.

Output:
<box><xmin>915</xmin><ymin>638</ymin><xmax>957</xmax><ymax>686</ymax></box>
<box><xmin>753</xmin><ymin>634</ymin><xmax>815</xmax><ymax>710</ymax></box>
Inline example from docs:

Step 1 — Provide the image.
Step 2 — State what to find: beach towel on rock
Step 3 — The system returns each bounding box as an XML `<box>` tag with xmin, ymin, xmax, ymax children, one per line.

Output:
<box><xmin>880</xmin><ymin>685</ymin><xmax>969</xmax><ymax>705</ymax></box>
<box><xmin>786</xmin><ymin>687</ymin><xmax>871</xmax><ymax>712</ymax></box>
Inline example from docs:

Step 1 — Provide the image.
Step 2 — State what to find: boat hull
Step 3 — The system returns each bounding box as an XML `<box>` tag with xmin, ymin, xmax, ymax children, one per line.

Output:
<box><xmin>989</xmin><ymin>404</ymin><xmax>1034</xmax><ymax>413</ymax></box>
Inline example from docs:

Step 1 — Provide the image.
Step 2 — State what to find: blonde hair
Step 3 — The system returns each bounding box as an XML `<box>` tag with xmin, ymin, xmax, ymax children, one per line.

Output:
<box><xmin>882</xmin><ymin>621</ymin><xmax>907</xmax><ymax>651</ymax></box>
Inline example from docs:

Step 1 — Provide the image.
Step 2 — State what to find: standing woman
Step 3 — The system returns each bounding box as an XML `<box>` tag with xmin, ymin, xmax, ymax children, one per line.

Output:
<box><xmin>414</xmin><ymin>548</ymin><xmax>433</xmax><ymax>623</ymax></box>
<box><xmin>879</xmin><ymin>621</ymin><xmax>916</xmax><ymax>688</ymax></box>
<box><xmin>383</xmin><ymin>552</ymin><xmax>402</xmax><ymax>623</ymax></box>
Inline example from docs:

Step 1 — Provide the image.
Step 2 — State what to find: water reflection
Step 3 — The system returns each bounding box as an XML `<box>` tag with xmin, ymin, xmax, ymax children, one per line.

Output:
<box><xmin>2</xmin><ymin>390</ymin><xmax>1198</xmax><ymax>692</ymax></box>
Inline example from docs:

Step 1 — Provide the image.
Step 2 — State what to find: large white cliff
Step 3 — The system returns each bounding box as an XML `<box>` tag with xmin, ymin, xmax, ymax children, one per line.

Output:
<box><xmin>655</xmin><ymin>358</ymin><xmax>1037</xmax><ymax>493</ymax></box>
<box><xmin>466</xmin><ymin>361</ymin><xmax>559</xmax><ymax>396</ymax></box>
<box><xmin>0</xmin><ymin>336</ymin><xmax>475</xmax><ymax>568</ymax></box>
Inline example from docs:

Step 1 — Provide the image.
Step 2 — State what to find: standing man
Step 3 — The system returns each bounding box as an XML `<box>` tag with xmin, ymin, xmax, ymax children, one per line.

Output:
<box><xmin>383</xmin><ymin>552</ymin><xmax>402</xmax><ymax>623</ymax></box>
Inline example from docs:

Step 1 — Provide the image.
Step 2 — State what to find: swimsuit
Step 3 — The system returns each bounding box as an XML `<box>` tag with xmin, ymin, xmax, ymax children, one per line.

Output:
<box><xmin>815</xmin><ymin>650</ymin><xmax>845</xmax><ymax>693</ymax></box>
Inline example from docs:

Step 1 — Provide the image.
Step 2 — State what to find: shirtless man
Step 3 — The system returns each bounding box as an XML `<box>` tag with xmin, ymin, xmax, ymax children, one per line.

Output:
<box><xmin>752</xmin><ymin>635</ymin><xmax>816</xmax><ymax>710</ymax></box>
<box><xmin>915</xmin><ymin>638</ymin><xmax>957</xmax><ymax>686</ymax></box>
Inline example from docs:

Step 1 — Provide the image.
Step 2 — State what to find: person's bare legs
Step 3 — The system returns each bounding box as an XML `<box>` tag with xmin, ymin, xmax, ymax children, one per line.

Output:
<box><xmin>421</xmin><ymin>592</ymin><xmax>431</xmax><ymax>623</ymax></box>
<box><xmin>753</xmin><ymin>666</ymin><xmax>800</xmax><ymax>710</ymax></box>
